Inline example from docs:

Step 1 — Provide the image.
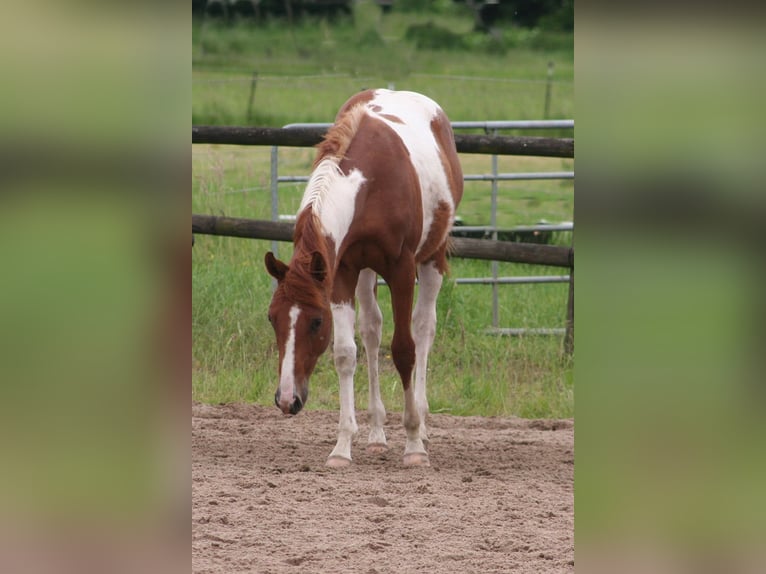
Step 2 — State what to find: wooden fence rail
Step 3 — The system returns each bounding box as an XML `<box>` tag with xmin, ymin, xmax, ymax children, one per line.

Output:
<box><xmin>192</xmin><ymin>125</ymin><xmax>575</xmax><ymax>158</ymax></box>
<box><xmin>192</xmin><ymin>214</ymin><xmax>574</xmax><ymax>268</ymax></box>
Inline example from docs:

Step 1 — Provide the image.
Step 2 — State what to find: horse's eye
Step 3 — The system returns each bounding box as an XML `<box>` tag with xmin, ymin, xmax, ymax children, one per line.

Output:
<box><xmin>309</xmin><ymin>317</ymin><xmax>323</xmax><ymax>333</ymax></box>
<box><xmin>267</xmin><ymin>313</ymin><xmax>274</xmax><ymax>325</ymax></box>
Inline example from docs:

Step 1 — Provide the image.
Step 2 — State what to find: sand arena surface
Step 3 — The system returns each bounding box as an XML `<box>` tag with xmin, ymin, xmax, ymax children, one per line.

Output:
<box><xmin>192</xmin><ymin>402</ymin><xmax>573</xmax><ymax>573</ymax></box>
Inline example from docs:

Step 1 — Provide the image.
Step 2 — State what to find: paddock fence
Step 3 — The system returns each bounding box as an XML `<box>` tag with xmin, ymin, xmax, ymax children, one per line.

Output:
<box><xmin>192</xmin><ymin>125</ymin><xmax>574</xmax><ymax>157</ymax></box>
<box><xmin>192</xmin><ymin>122</ymin><xmax>574</xmax><ymax>353</ymax></box>
<box><xmin>191</xmin><ymin>215</ymin><xmax>573</xmax><ymax>268</ymax></box>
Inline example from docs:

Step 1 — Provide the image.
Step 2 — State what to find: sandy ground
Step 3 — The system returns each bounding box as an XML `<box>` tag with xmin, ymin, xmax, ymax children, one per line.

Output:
<box><xmin>192</xmin><ymin>401</ymin><xmax>574</xmax><ymax>574</ymax></box>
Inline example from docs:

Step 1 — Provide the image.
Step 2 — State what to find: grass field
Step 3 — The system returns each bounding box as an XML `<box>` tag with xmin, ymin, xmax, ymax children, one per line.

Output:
<box><xmin>192</xmin><ymin>7</ymin><xmax>574</xmax><ymax>419</ymax></box>
<box><xmin>192</xmin><ymin>5</ymin><xmax>573</xmax><ymax>127</ymax></box>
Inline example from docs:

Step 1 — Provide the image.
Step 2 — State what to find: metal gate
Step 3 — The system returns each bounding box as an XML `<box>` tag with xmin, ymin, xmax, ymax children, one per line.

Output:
<box><xmin>268</xmin><ymin>120</ymin><xmax>574</xmax><ymax>335</ymax></box>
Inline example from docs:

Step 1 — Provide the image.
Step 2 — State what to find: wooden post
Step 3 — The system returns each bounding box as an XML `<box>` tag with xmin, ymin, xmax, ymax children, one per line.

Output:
<box><xmin>544</xmin><ymin>61</ymin><xmax>554</xmax><ymax>119</ymax></box>
<box><xmin>246</xmin><ymin>71</ymin><xmax>258</xmax><ymax>124</ymax></box>
<box><xmin>564</xmin><ymin>265</ymin><xmax>574</xmax><ymax>355</ymax></box>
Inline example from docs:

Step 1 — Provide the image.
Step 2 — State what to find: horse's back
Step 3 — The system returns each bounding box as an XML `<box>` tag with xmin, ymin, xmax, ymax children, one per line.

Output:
<box><xmin>337</xmin><ymin>90</ymin><xmax>463</xmax><ymax>262</ymax></box>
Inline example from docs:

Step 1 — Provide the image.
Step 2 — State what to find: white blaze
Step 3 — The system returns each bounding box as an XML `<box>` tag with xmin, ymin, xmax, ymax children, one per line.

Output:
<box><xmin>279</xmin><ymin>305</ymin><xmax>301</xmax><ymax>403</ymax></box>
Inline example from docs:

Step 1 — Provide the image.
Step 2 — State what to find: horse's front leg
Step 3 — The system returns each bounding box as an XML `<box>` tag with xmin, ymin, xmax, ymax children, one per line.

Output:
<box><xmin>326</xmin><ymin>268</ymin><xmax>361</xmax><ymax>467</ymax></box>
<box><xmin>386</xmin><ymin>256</ymin><xmax>429</xmax><ymax>467</ymax></box>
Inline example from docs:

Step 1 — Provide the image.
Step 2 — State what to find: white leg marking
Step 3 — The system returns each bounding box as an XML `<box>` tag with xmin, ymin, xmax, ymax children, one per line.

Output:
<box><xmin>328</xmin><ymin>301</ymin><xmax>358</xmax><ymax>465</ymax></box>
<box><xmin>278</xmin><ymin>305</ymin><xmax>301</xmax><ymax>412</ymax></box>
<box><xmin>402</xmin><ymin>385</ymin><xmax>428</xmax><ymax>466</ymax></box>
<box><xmin>412</xmin><ymin>262</ymin><xmax>443</xmax><ymax>444</ymax></box>
<box><xmin>356</xmin><ymin>269</ymin><xmax>386</xmax><ymax>450</ymax></box>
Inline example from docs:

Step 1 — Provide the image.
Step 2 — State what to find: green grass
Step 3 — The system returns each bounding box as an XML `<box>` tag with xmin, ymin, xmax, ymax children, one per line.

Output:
<box><xmin>192</xmin><ymin>8</ymin><xmax>574</xmax><ymax>419</ymax></box>
<box><xmin>193</xmin><ymin>143</ymin><xmax>574</xmax><ymax>418</ymax></box>
<box><xmin>192</xmin><ymin>6</ymin><xmax>573</xmax><ymax>126</ymax></box>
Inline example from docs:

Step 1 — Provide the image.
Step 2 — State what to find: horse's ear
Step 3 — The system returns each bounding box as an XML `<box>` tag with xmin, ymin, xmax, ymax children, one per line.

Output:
<box><xmin>265</xmin><ymin>252</ymin><xmax>288</xmax><ymax>281</ymax></box>
<box><xmin>310</xmin><ymin>251</ymin><xmax>327</xmax><ymax>284</ymax></box>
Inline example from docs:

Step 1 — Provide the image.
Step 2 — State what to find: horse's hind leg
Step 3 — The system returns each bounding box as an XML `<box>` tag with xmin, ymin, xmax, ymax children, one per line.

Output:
<box><xmin>356</xmin><ymin>268</ymin><xmax>387</xmax><ymax>452</ymax></box>
<box><xmin>412</xmin><ymin>259</ymin><xmax>444</xmax><ymax>445</ymax></box>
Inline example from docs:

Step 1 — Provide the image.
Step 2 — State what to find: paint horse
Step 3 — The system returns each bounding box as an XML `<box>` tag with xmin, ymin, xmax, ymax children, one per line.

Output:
<box><xmin>265</xmin><ymin>89</ymin><xmax>463</xmax><ymax>467</ymax></box>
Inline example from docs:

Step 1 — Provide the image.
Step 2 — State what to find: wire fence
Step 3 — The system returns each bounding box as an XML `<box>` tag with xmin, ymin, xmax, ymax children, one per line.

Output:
<box><xmin>192</xmin><ymin>72</ymin><xmax>575</xmax><ymax>125</ymax></box>
<box><xmin>192</xmin><ymin>72</ymin><xmax>574</xmax><ymax>85</ymax></box>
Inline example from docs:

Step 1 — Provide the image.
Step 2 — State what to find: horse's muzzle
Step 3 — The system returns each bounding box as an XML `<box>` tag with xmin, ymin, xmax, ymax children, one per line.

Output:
<box><xmin>274</xmin><ymin>389</ymin><xmax>304</xmax><ymax>416</ymax></box>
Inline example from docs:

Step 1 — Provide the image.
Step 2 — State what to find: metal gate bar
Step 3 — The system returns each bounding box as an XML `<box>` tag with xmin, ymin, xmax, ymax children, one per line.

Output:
<box><xmin>269</xmin><ymin>120</ymin><xmax>574</xmax><ymax>337</ymax></box>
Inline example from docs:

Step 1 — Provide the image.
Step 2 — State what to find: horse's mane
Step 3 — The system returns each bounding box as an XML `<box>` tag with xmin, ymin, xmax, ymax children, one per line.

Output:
<box><xmin>278</xmin><ymin>205</ymin><xmax>331</xmax><ymax>310</ymax></box>
<box><xmin>314</xmin><ymin>103</ymin><xmax>368</xmax><ymax>167</ymax></box>
<box><xmin>278</xmin><ymin>104</ymin><xmax>368</xmax><ymax>309</ymax></box>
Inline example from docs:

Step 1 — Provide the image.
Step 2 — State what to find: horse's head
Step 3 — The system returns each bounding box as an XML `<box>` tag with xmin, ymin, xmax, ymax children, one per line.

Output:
<box><xmin>265</xmin><ymin>250</ymin><xmax>332</xmax><ymax>416</ymax></box>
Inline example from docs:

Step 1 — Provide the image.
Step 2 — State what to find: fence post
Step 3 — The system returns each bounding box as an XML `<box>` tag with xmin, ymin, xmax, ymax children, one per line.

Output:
<box><xmin>269</xmin><ymin>145</ymin><xmax>280</xmax><ymax>268</ymax></box>
<box><xmin>246</xmin><ymin>71</ymin><xmax>258</xmax><ymax>124</ymax></box>
<box><xmin>544</xmin><ymin>61</ymin><xmax>554</xmax><ymax>119</ymax></box>
<box><xmin>489</xmin><ymin>128</ymin><xmax>499</xmax><ymax>329</ymax></box>
<box><xmin>564</xmin><ymin>266</ymin><xmax>574</xmax><ymax>355</ymax></box>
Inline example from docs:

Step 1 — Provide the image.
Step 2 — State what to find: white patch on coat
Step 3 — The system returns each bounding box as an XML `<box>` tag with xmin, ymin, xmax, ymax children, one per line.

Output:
<box><xmin>299</xmin><ymin>158</ymin><xmax>366</xmax><ymax>255</ymax></box>
<box><xmin>278</xmin><ymin>305</ymin><xmax>301</xmax><ymax>405</ymax></box>
<box><xmin>366</xmin><ymin>89</ymin><xmax>454</xmax><ymax>255</ymax></box>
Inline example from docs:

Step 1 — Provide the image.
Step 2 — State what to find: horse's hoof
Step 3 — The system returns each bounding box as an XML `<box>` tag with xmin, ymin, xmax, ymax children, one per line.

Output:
<box><xmin>366</xmin><ymin>443</ymin><xmax>388</xmax><ymax>454</ymax></box>
<box><xmin>325</xmin><ymin>455</ymin><xmax>352</xmax><ymax>468</ymax></box>
<box><xmin>403</xmin><ymin>452</ymin><xmax>430</xmax><ymax>467</ymax></box>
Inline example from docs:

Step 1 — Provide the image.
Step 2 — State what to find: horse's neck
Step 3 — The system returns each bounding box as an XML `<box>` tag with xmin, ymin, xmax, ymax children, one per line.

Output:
<box><xmin>294</xmin><ymin>218</ymin><xmax>337</xmax><ymax>288</ymax></box>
